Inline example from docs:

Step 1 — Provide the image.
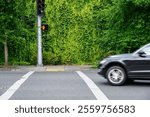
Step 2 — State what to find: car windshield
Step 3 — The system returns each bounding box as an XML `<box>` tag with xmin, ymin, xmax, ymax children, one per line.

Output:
<box><xmin>133</xmin><ymin>44</ymin><xmax>150</xmax><ymax>55</ymax></box>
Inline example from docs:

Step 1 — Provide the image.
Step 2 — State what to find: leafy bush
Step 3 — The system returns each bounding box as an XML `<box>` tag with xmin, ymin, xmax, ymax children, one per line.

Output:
<box><xmin>1</xmin><ymin>0</ymin><xmax>150</xmax><ymax>65</ymax></box>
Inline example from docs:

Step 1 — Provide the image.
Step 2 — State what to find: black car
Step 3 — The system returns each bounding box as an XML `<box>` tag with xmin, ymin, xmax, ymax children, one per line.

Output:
<box><xmin>98</xmin><ymin>43</ymin><xmax>150</xmax><ymax>86</ymax></box>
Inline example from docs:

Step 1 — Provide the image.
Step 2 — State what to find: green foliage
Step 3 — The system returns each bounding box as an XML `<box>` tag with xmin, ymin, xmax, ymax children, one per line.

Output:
<box><xmin>132</xmin><ymin>0</ymin><xmax>150</xmax><ymax>6</ymax></box>
<box><xmin>44</xmin><ymin>0</ymin><xmax>105</xmax><ymax>64</ymax></box>
<box><xmin>101</xmin><ymin>0</ymin><xmax>150</xmax><ymax>55</ymax></box>
<box><xmin>0</xmin><ymin>0</ymin><xmax>36</xmax><ymax>65</ymax></box>
<box><xmin>1</xmin><ymin>0</ymin><xmax>150</xmax><ymax>65</ymax></box>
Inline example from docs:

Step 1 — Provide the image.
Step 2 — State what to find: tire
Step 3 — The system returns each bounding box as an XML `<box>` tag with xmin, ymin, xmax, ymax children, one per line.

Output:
<box><xmin>106</xmin><ymin>66</ymin><xmax>127</xmax><ymax>86</ymax></box>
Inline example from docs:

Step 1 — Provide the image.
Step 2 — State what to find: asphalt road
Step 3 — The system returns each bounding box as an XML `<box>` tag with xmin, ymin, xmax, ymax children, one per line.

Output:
<box><xmin>0</xmin><ymin>69</ymin><xmax>150</xmax><ymax>100</ymax></box>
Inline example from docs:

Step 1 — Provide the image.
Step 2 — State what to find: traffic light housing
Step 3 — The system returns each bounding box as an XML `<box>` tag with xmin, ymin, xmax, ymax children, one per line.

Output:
<box><xmin>41</xmin><ymin>24</ymin><xmax>48</xmax><ymax>31</ymax></box>
<box><xmin>37</xmin><ymin>0</ymin><xmax>45</xmax><ymax>16</ymax></box>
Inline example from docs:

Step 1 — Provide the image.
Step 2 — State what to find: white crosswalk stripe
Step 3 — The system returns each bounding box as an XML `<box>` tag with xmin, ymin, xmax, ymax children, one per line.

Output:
<box><xmin>0</xmin><ymin>71</ymin><xmax>34</xmax><ymax>100</ymax></box>
<box><xmin>76</xmin><ymin>71</ymin><xmax>109</xmax><ymax>100</ymax></box>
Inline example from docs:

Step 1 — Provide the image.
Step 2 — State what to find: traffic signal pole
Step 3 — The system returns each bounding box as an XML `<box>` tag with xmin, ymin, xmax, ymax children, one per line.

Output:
<box><xmin>37</xmin><ymin>0</ymin><xmax>45</xmax><ymax>66</ymax></box>
<box><xmin>37</xmin><ymin>15</ymin><xmax>43</xmax><ymax>66</ymax></box>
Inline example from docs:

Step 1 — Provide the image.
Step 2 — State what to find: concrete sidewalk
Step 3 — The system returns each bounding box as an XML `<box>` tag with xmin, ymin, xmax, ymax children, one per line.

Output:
<box><xmin>0</xmin><ymin>65</ymin><xmax>93</xmax><ymax>72</ymax></box>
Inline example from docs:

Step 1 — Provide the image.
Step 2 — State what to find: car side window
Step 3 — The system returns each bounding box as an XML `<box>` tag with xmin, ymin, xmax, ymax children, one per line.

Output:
<box><xmin>141</xmin><ymin>45</ymin><xmax>150</xmax><ymax>56</ymax></box>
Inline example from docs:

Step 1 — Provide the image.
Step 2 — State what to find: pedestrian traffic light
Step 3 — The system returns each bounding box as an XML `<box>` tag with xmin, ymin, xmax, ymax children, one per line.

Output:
<box><xmin>41</xmin><ymin>24</ymin><xmax>48</xmax><ymax>31</ymax></box>
<box><xmin>37</xmin><ymin>0</ymin><xmax>45</xmax><ymax>16</ymax></box>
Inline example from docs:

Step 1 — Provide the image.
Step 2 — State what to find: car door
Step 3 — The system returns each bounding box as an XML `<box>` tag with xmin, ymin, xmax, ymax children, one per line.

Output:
<box><xmin>126</xmin><ymin>45</ymin><xmax>150</xmax><ymax>79</ymax></box>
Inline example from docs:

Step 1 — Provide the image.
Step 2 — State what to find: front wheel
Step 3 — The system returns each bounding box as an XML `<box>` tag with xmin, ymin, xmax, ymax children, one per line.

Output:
<box><xmin>106</xmin><ymin>66</ymin><xmax>127</xmax><ymax>86</ymax></box>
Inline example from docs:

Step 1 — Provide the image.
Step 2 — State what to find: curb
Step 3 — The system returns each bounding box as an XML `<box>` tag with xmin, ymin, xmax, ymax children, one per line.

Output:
<box><xmin>0</xmin><ymin>65</ymin><xmax>92</xmax><ymax>72</ymax></box>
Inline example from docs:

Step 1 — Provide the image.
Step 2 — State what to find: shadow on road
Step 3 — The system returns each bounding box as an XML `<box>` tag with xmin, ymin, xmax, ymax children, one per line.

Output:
<box><xmin>98</xmin><ymin>79</ymin><xmax>150</xmax><ymax>87</ymax></box>
<box><xmin>126</xmin><ymin>80</ymin><xmax>150</xmax><ymax>86</ymax></box>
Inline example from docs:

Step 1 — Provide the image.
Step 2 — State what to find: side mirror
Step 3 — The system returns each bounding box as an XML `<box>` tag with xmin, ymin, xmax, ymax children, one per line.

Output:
<box><xmin>138</xmin><ymin>51</ymin><xmax>146</xmax><ymax>57</ymax></box>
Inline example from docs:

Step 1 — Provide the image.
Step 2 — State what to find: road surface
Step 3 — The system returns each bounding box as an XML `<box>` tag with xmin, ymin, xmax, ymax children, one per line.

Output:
<box><xmin>0</xmin><ymin>69</ymin><xmax>150</xmax><ymax>100</ymax></box>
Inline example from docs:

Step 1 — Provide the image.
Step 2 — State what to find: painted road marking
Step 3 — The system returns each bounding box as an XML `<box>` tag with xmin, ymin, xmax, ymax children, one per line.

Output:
<box><xmin>76</xmin><ymin>71</ymin><xmax>109</xmax><ymax>100</ymax></box>
<box><xmin>0</xmin><ymin>71</ymin><xmax>34</xmax><ymax>100</ymax></box>
<box><xmin>46</xmin><ymin>68</ymin><xmax>64</xmax><ymax>72</ymax></box>
<box><xmin>46</xmin><ymin>66</ymin><xmax>64</xmax><ymax>72</ymax></box>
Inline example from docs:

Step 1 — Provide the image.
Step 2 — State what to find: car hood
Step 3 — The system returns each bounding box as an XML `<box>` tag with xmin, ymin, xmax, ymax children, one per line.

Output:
<box><xmin>108</xmin><ymin>53</ymin><xmax>133</xmax><ymax>59</ymax></box>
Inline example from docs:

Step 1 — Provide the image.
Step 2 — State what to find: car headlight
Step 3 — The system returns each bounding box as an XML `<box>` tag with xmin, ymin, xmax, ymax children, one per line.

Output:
<box><xmin>100</xmin><ymin>59</ymin><xmax>107</xmax><ymax>64</ymax></box>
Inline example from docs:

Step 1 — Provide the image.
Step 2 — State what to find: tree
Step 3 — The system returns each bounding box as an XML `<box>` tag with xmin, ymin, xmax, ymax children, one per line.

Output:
<box><xmin>0</xmin><ymin>0</ymin><xmax>36</xmax><ymax>65</ymax></box>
